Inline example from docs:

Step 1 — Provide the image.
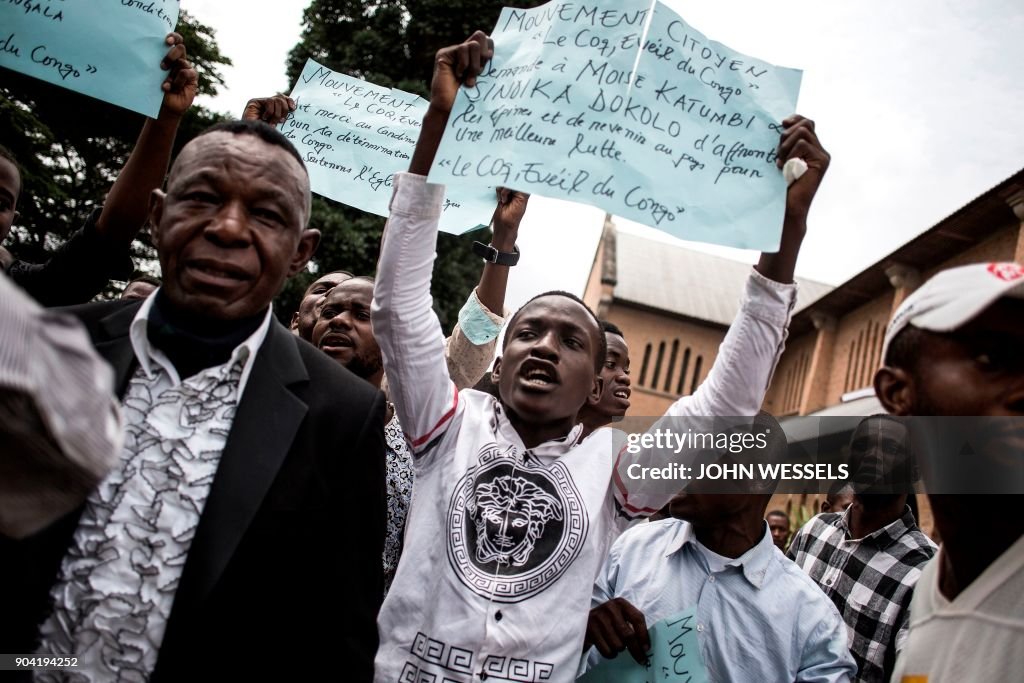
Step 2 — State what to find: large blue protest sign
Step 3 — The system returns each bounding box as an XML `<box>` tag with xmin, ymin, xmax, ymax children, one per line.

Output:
<box><xmin>427</xmin><ymin>0</ymin><xmax>802</xmax><ymax>250</ymax></box>
<box><xmin>284</xmin><ymin>58</ymin><xmax>496</xmax><ymax>233</ymax></box>
<box><xmin>0</xmin><ymin>0</ymin><xmax>181</xmax><ymax>118</ymax></box>
<box><xmin>580</xmin><ymin>607</ymin><xmax>710</xmax><ymax>683</ymax></box>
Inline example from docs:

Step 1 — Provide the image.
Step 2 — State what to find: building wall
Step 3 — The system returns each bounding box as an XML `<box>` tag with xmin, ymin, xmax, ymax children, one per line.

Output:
<box><xmin>590</xmin><ymin>222</ymin><xmax>1021</xmax><ymax>420</ymax></box>
<box><xmin>763</xmin><ymin>332</ymin><xmax>817</xmax><ymax>416</ymax></box>
<box><xmin>581</xmin><ymin>238</ymin><xmax>605</xmax><ymax>313</ymax></box>
<box><xmin>771</xmin><ymin>221</ymin><xmax>1022</xmax><ymax>416</ymax></box>
<box><xmin>922</xmin><ymin>223</ymin><xmax>1018</xmax><ymax>279</ymax></box>
<box><xmin>824</xmin><ymin>294</ymin><xmax>894</xmax><ymax>403</ymax></box>
<box><xmin>604</xmin><ymin>303</ymin><xmax>726</xmax><ymax>416</ymax></box>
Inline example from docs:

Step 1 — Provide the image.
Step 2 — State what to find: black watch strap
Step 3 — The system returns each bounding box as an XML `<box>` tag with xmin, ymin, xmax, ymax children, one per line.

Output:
<box><xmin>472</xmin><ymin>241</ymin><xmax>520</xmax><ymax>266</ymax></box>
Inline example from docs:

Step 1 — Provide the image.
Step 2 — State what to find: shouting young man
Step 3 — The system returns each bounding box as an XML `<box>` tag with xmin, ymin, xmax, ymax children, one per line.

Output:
<box><xmin>372</xmin><ymin>32</ymin><xmax>830</xmax><ymax>681</ymax></box>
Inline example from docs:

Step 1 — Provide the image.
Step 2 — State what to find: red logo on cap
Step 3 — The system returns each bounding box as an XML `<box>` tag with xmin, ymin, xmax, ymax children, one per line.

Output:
<box><xmin>987</xmin><ymin>262</ymin><xmax>1024</xmax><ymax>282</ymax></box>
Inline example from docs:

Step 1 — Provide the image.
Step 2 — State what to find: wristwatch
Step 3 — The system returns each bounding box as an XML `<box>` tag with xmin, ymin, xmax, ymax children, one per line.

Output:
<box><xmin>472</xmin><ymin>241</ymin><xmax>520</xmax><ymax>266</ymax></box>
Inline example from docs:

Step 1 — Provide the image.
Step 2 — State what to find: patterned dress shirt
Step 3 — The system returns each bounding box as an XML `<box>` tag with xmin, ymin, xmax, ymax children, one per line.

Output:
<box><xmin>36</xmin><ymin>292</ymin><xmax>271</xmax><ymax>681</ymax></box>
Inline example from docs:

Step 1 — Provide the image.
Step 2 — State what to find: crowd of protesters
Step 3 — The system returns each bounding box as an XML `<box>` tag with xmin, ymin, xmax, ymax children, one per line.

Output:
<box><xmin>1</xmin><ymin>28</ymin><xmax>1021</xmax><ymax>683</ymax></box>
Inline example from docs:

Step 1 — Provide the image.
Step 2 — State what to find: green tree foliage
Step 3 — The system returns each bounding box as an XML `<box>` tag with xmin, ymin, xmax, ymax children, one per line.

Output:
<box><xmin>278</xmin><ymin>0</ymin><xmax>546</xmax><ymax>330</ymax></box>
<box><xmin>0</xmin><ymin>11</ymin><xmax>230</xmax><ymax>288</ymax></box>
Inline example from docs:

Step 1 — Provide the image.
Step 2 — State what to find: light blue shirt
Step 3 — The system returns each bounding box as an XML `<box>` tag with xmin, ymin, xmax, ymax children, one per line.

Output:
<box><xmin>585</xmin><ymin>518</ymin><xmax>857</xmax><ymax>683</ymax></box>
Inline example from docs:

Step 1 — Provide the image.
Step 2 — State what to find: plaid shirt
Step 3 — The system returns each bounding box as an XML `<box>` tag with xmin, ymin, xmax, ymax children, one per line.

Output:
<box><xmin>787</xmin><ymin>507</ymin><xmax>937</xmax><ymax>683</ymax></box>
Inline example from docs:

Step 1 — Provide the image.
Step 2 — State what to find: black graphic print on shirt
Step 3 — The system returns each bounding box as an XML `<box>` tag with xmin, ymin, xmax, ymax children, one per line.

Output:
<box><xmin>447</xmin><ymin>444</ymin><xmax>588</xmax><ymax>603</ymax></box>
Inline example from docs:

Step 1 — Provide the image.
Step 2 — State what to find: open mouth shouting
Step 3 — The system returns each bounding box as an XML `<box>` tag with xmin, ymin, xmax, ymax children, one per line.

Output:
<box><xmin>318</xmin><ymin>333</ymin><xmax>355</xmax><ymax>356</ymax></box>
<box><xmin>518</xmin><ymin>358</ymin><xmax>561</xmax><ymax>391</ymax></box>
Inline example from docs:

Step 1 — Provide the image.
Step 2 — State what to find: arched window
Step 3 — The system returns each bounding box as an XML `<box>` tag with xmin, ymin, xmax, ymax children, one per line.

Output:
<box><xmin>639</xmin><ymin>343</ymin><xmax>653</xmax><ymax>386</ymax></box>
<box><xmin>652</xmin><ymin>341</ymin><xmax>667</xmax><ymax>389</ymax></box>
<box><xmin>844</xmin><ymin>341</ymin><xmax>856</xmax><ymax>392</ymax></box>
<box><xmin>664</xmin><ymin>340</ymin><xmax>680</xmax><ymax>392</ymax></box>
<box><xmin>690</xmin><ymin>355</ymin><xmax>704</xmax><ymax>394</ymax></box>
<box><xmin>676</xmin><ymin>348</ymin><xmax>691</xmax><ymax>395</ymax></box>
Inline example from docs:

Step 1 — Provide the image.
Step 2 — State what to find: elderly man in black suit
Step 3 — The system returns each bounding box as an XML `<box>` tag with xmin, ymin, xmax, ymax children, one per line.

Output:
<box><xmin>1</xmin><ymin>120</ymin><xmax>386</xmax><ymax>682</ymax></box>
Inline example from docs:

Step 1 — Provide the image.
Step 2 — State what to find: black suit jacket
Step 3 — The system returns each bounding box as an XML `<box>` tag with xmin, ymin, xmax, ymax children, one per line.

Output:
<box><xmin>1</xmin><ymin>300</ymin><xmax>387</xmax><ymax>681</ymax></box>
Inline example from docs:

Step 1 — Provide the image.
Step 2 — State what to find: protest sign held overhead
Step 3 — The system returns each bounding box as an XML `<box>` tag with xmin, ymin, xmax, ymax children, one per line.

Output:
<box><xmin>0</xmin><ymin>0</ymin><xmax>181</xmax><ymax>117</ymax></box>
<box><xmin>427</xmin><ymin>0</ymin><xmax>802</xmax><ymax>250</ymax></box>
<box><xmin>284</xmin><ymin>58</ymin><xmax>496</xmax><ymax>233</ymax></box>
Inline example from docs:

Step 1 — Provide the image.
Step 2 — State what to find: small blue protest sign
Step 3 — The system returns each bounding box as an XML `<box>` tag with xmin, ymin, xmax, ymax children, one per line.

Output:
<box><xmin>428</xmin><ymin>0</ymin><xmax>802</xmax><ymax>250</ymax></box>
<box><xmin>580</xmin><ymin>607</ymin><xmax>710</xmax><ymax>683</ymax></box>
<box><xmin>283</xmin><ymin>58</ymin><xmax>497</xmax><ymax>233</ymax></box>
<box><xmin>0</xmin><ymin>0</ymin><xmax>181</xmax><ymax>117</ymax></box>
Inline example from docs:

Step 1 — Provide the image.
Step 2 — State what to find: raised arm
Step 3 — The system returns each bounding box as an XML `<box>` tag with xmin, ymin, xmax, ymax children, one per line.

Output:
<box><xmin>445</xmin><ymin>188</ymin><xmax>527</xmax><ymax>389</ymax></box>
<box><xmin>95</xmin><ymin>33</ymin><xmax>198</xmax><ymax>244</ymax></box>
<box><xmin>673</xmin><ymin>115</ymin><xmax>830</xmax><ymax>419</ymax></box>
<box><xmin>613</xmin><ymin>118</ymin><xmax>830</xmax><ymax>521</ymax></box>
<box><xmin>372</xmin><ymin>33</ymin><xmax>494</xmax><ymax>456</ymax></box>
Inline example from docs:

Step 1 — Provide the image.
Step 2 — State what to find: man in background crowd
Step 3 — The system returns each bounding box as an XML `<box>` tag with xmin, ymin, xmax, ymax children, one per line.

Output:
<box><xmin>766</xmin><ymin>509</ymin><xmax>791</xmax><ymax>551</ymax></box>
<box><xmin>788</xmin><ymin>414</ymin><xmax>936</xmax><ymax>682</ymax></box>
<box><xmin>578</xmin><ymin>320</ymin><xmax>632</xmax><ymax>438</ymax></box>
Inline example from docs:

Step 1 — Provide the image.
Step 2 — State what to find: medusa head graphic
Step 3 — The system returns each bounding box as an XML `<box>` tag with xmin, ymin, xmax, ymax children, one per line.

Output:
<box><xmin>467</xmin><ymin>475</ymin><xmax>565</xmax><ymax>567</ymax></box>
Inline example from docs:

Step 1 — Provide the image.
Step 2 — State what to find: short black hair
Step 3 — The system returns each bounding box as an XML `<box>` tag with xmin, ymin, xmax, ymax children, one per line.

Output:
<box><xmin>884</xmin><ymin>325</ymin><xmax>925</xmax><ymax>370</ymax></box>
<box><xmin>766</xmin><ymin>509</ymin><xmax>789</xmax><ymax>521</ymax></box>
<box><xmin>504</xmin><ymin>290</ymin><xmax>607</xmax><ymax>372</ymax></box>
<box><xmin>600</xmin><ymin>320</ymin><xmax>624</xmax><ymax>338</ymax></box>
<box><xmin>198</xmin><ymin>119</ymin><xmax>306</xmax><ymax>171</ymax></box>
<box><xmin>0</xmin><ymin>143</ymin><xmax>23</xmax><ymax>197</ymax></box>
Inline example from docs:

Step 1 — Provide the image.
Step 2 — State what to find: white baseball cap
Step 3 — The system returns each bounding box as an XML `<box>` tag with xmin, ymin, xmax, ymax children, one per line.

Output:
<box><xmin>881</xmin><ymin>262</ymin><xmax>1024</xmax><ymax>364</ymax></box>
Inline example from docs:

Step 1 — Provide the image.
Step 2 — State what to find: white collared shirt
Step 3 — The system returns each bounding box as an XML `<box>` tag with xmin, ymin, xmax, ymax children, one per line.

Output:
<box><xmin>36</xmin><ymin>292</ymin><xmax>272</xmax><ymax>682</ymax></box>
<box><xmin>127</xmin><ymin>289</ymin><xmax>271</xmax><ymax>395</ymax></box>
<box><xmin>584</xmin><ymin>519</ymin><xmax>856</xmax><ymax>682</ymax></box>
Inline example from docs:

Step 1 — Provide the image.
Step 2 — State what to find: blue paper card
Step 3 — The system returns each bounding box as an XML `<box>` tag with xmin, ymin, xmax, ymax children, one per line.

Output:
<box><xmin>0</xmin><ymin>0</ymin><xmax>182</xmax><ymax>118</ymax></box>
<box><xmin>580</xmin><ymin>607</ymin><xmax>710</xmax><ymax>683</ymax></box>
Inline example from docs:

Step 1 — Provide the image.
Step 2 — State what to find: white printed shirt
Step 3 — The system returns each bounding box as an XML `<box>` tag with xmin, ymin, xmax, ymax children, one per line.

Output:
<box><xmin>36</xmin><ymin>293</ymin><xmax>270</xmax><ymax>682</ymax></box>
<box><xmin>371</xmin><ymin>173</ymin><xmax>797</xmax><ymax>683</ymax></box>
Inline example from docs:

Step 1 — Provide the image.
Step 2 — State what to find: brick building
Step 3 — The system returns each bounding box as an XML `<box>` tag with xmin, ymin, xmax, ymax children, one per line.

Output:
<box><xmin>582</xmin><ymin>168</ymin><xmax>1024</xmax><ymax>535</ymax></box>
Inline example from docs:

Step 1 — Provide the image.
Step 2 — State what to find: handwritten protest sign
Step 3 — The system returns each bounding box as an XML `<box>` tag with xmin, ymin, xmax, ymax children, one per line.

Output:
<box><xmin>427</xmin><ymin>0</ymin><xmax>802</xmax><ymax>250</ymax></box>
<box><xmin>580</xmin><ymin>607</ymin><xmax>710</xmax><ymax>683</ymax></box>
<box><xmin>284</xmin><ymin>58</ymin><xmax>496</xmax><ymax>233</ymax></box>
<box><xmin>0</xmin><ymin>0</ymin><xmax>181</xmax><ymax>117</ymax></box>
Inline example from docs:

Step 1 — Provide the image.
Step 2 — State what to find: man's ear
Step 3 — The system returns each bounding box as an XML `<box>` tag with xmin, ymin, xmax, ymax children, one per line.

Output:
<box><xmin>587</xmin><ymin>375</ymin><xmax>604</xmax><ymax>406</ymax></box>
<box><xmin>491</xmin><ymin>356</ymin><xmax>503</xmax><ymax>383</ymax></box>
<box><xmin>289</xmin><ymin>229</ymin><xmax>321</xmax><ymax>277</ymax></box>
<box><xmin>289</xmin><ymin>311</ymin><xmax>300</xmax><ymax>332</ymax></box>
<box><xmin>874</xmin><ymin>366</ymin><xmax>914</xmax><ymax>416</ymax></box>
<box><xmin>149</xmin><ymin>189</ymin><xmax>166</xmax><ymax>242</ymax></box>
